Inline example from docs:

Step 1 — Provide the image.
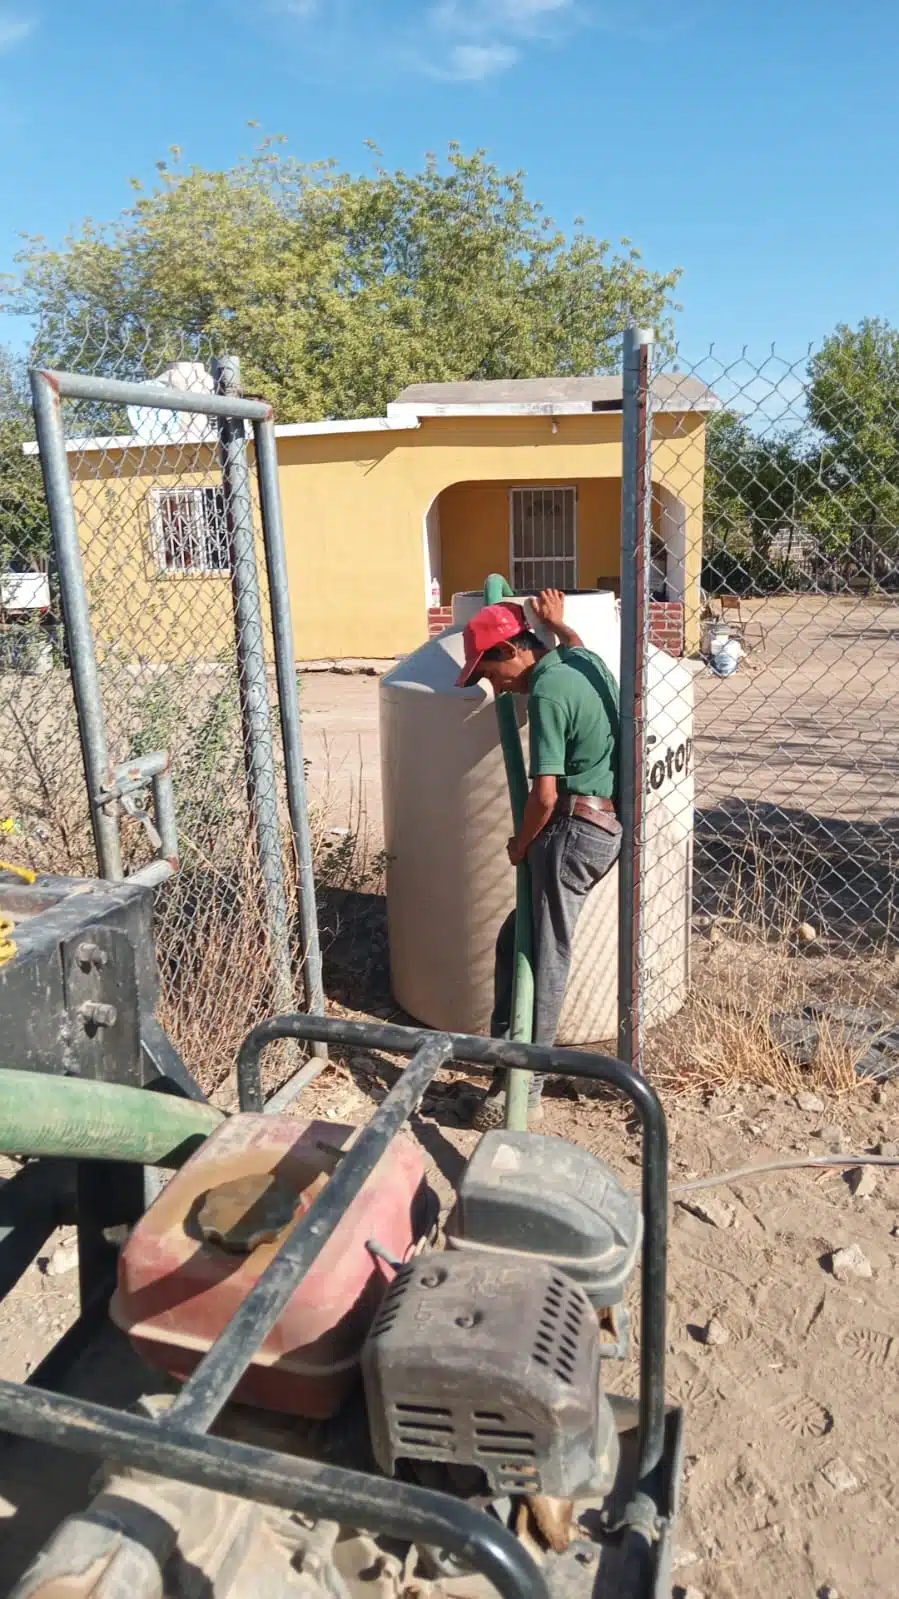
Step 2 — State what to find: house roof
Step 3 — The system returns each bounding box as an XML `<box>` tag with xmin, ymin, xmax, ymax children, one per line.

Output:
<box><xmin>23</xmin><ymin>371</ymin><xmax>718</xmax><ymax>456</ymax></box>
<box><xmin>388</xmin><ymin>374</ymin><xmax>719</xmax><ymax>416</ymax></box>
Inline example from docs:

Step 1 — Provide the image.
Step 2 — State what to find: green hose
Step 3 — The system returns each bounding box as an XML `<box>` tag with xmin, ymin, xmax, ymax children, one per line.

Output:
<box><xmin>483</xmin><ymin>574</ymin><xmax>535</xmax><ymax>1132</ymax></box>
<box><xmin>0</xmin><ymin>1070</ymin><xmax>223</xmax><ymax>1168</ymax></box>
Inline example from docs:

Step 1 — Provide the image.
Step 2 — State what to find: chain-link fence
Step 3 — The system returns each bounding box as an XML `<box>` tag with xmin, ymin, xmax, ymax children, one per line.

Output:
<box><xmin>639</xmin><ymin>335</ymin><xmax>899</xmax><ymax>1089</ymax></box>
<box><xmin>0</xmin><ymin>320</ymin><xmax>322</xmax><ymax>1096</ymax></box>
<box><xmin>3</xmin><ymin>314</ymin><xmax>897</xmax><ymax>1095</ymax></box>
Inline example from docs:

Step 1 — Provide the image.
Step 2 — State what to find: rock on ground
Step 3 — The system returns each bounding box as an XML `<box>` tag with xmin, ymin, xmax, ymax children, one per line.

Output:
<box><xmin>829</xmin><ymin>1243</ymin><xmax>873</xmax><ymax>1281</ymax></box>
<box><xmin>795</xmin><ymin>1091</ymin><xmax>825</xmax><ymax>1113</ymax></box>
<box><xmin>42</xmin><ymin>1240</ymin><xmax>79</xmax><ymax>1278</ymax></box>
<box><xmin>677</xmin><ymin>1195</ymin><xmax>736</xmax><ymax>1229</ymax></box>
<box><xmin>703</xmin><ymin>1315</ymin><xmax>729</xmax><ymax>1346</ymax></box>
<box><xmin>819</xmin><ymin>1457</ymin><xmax>861</xmax><ymax>1494</ymax></box>
<box><xmin>847</xmin><ymin>1166</ymin><xmax>877</xmax><ymax>1198</ymax></box>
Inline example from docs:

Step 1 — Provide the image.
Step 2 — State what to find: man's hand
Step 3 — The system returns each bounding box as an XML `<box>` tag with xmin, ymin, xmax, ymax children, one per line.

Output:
<box><xmin>531</xmin><ymin>588</ymin><xmax>583</xmax><ymax>648</ymax></box>
<box><xmin>532</xmin><ymin>588</ymin><xmax>566</xmax><ymax>631</ymax></box>
<box><xmin>508</xmin><ymin>776</ymin><xmax>558</xmax><ymax>866</ymax></box>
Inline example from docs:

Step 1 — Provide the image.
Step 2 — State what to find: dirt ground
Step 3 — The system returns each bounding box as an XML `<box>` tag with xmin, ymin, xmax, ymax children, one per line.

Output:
<box><xmin>1</xmin><ymin>593</ymin><xmax>898</xmax><ymax>1596</ymax></box>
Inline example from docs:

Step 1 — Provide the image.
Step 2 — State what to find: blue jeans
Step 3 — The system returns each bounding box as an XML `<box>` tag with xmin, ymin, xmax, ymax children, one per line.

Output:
<box><xmin>491</xmin><ymin>817</ymin><xmax>622</xmax><ymax>1096</ymax></box>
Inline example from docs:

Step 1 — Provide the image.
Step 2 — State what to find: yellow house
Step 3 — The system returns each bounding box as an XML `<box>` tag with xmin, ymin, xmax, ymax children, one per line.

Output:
<box><xmin>67</xmin><ymin>375</ymin><xmax>716</xmax><ymax>663</ymax></box>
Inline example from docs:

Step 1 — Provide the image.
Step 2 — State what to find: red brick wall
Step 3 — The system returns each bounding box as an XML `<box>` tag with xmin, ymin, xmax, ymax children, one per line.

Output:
<box><xmin>428</xmin><ymin>606</ymin><xmax>454</xmax><ymax>637</ymax></box>
<box><xmin>648</xmin><ymin>601</ymin><xmax>684</xmax><ymax>656</ymax></box>
<box><xmin>429</xmin><ymin>602</ymin><xmax>685</xmax><ymax>655</ymax></box>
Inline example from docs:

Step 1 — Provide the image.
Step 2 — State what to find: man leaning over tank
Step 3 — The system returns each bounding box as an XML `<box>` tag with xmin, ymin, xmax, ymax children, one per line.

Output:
<box><xmin>455</xmin><ymin>589</ymin><xmax>621</xmax><ymax>1129</ymax></box>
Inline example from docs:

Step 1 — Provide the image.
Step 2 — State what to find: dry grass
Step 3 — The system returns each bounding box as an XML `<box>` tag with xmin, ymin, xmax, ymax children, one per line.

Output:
<box><xmin>1</xmin><ymin>695</ymin><xmax>388</xmax><ymax>1105</ymax></box>
<box><xmin>647</xmin><ymin>936</ymin><xmax>868</xmax><ymax>1099</ymax></box>
<box><xmin>644</xmin><ymin>852</ymin><xmax>883</xmax><ymax>1098</ymax></box>
<box><xmin>154</xmin><ymin>843</ymin><xmax>285</xmax><ymax>1103</ymax></box>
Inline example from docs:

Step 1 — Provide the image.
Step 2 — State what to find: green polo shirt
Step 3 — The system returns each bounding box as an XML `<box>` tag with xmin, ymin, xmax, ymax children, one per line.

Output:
<box><xmin>527</xmin><ymin>646</ymin><xmax>620</xmax><ymax>799</ymax></box>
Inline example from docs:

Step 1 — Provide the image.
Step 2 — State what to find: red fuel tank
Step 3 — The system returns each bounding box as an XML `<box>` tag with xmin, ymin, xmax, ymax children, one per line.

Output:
<box><xmin>111</xmin><ymin>1113</ymin><xmax>428</xmax><ymax>1417</ymax></box>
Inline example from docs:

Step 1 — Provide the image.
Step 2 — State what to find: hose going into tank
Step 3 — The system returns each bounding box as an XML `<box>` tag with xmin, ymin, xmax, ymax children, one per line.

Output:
<box><xmin>483</xmin><ymin>573</ymin><xmax>535</xmax><ymax>1132</ymax></box>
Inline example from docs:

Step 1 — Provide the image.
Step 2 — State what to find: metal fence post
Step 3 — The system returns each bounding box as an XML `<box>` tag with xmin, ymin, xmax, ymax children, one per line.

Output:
<box><xmin>212</xmin><ymin>356</ymin><xmax>294</xmax><ymax>1019</ymax></box>
<box><xmin>28</xmin><ymin>369</ymin><xmax>123</xmax><ymax>880</ymax></box>
<box><xmin>254</xmin><ymin>415</ymin><xmax>326</xmax><ymax>1063</ymax></box>
<box><xmin>618</xmin><ymin>327</ymin><xmax>655</xmax><ymax>1071</ymax></box>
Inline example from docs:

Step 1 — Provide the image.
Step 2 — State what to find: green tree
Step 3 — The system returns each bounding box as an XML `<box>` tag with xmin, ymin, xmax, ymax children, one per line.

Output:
<box><xmin>703</xmin><ymin>408</ymin><xmax>809</xmax><ymax>567</ymax></box>
<box><xmin>805</xmin><ymin>318</ymin><xmax>899</xmax><ymax>554</ymax></box>
<box><xmin>0</xmin><ymin>345</ymin><xmax>50</xmax><ymax>579</ymax></box>
<box><xmin>3</xmin><ymin>140</ymin><xmax>681</xmax><ymax>421</ymax></box>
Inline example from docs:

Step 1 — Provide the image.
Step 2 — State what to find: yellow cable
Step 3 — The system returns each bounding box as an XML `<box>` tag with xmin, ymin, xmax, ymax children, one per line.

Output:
<box><xmin>0</xmin><ymin>860</ymin><xmax>36</xmax><ymax>885</ymax></box>
<box><xmin>0</xmin><ymin>860</ymin><xmax>36</xmax><ymax>965</ymax></box>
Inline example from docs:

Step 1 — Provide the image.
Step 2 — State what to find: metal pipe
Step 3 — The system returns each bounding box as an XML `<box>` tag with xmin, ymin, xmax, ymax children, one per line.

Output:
<box><xmin>0</xmin><ymin>1382</ymin><xmax>548</xmax><ymax>1599</ymax></box>
<box><xmin>127</xmin><ymin>858</ymin><xmax>175</xmax><ymax>889</ymax></box>
<box><xmin>482</xmin><ymin>573</ymin><xmax>533</xmax><ymax>1132</ymax></box>
<box><xmin>213</xmin><ymin>357</ymin><xmax>294</xmax><ymax>1021</ymax></box>
<box><xmin>169</xmin><ymin>1032</ymin><xmax>452</xmax><ymax>1432</ymax></box>
<box><xmin>96</xmin><ymin>752</ymin><xmax>179</xmax><ymax>877</ymax></box>
<box><xmin>617</xmin><ymin>328</ymin><xmax>654</xmax><ymax>1073</ymax></box>
<box><xmin>235</xmin><ymin>1012</ymin><xmax>668</xmax><ymax>1488</ymax></box>
<box><xmin>28</xmin><ymin>370</ymin><xmax>122</xmax><ymax>880</ymax></box>
<box><xmin>257</xmin><ymin>1052</ymin><xmax>330</xmax><ymax>1115</ymax></box>
<box><xmin>100</xmin><ymin>750</ymin><xmax>171</xmax><ymax>792</ymax></box>
<box><xmin>253</xmin><ymin>416</ymin><xmax>326</xmax><ymax>1065</ymax></box>
<box><xmin>152</xmin><ymin>764</ymin><xmax>179</xmax><ymax>868</ymax></box>
<box><xmin>39</xmin><ymin>368</ymin><xmax>272</xmax><ymax>422</ymax></box>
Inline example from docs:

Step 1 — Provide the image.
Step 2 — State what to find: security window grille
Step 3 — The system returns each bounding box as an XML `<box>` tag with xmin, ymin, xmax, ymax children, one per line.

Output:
<box><xmin>151</xmin><ymin>487</ymin><xmax>229</xmax><ymax>573</ymax></box>
<box><xmin>510</xmin><ymin>487</ymin><xmax>577</xmax><ymax>592</ymax></box>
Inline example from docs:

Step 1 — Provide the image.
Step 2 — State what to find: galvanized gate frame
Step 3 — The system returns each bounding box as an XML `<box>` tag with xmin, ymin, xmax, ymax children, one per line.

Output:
<box><xmin>28</xmin><ymin>362</ymin><xmax>325</xmax><ymax>1068</ymax></box>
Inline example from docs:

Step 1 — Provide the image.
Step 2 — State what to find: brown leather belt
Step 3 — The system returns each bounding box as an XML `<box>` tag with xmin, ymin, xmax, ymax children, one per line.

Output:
<box><xmin>554</xmin><ymin>792</ymin><xmax>620</xmax><ymax>832</ymax></box>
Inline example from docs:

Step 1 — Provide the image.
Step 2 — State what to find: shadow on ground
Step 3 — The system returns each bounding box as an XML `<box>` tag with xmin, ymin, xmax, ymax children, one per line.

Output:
<box><xmin>317</xmin><ymin>884</ymin><xmax>391</xmax><ymax>1010</ymax></box>
<box><xmin>695</xmin><ymin>799</ymin><xmax>899</xmax><ymax>951</ymax></box>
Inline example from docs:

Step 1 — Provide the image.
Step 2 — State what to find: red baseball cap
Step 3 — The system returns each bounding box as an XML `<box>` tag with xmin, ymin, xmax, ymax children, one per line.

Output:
<box><xmin>456</xmin><ymin>602</ymin><xmax>527</xmax><ymax>687</ymax></box>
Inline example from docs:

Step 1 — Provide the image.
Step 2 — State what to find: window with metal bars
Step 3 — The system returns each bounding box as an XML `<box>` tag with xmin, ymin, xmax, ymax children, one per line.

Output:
<box><xmin>150</xmin><ymin>487</ymin><xmax>229</xmax><ymax>574</ymax></box>
<box><xmin>509</xmin><ymin>486</ymin><xmax>577</xmax><ymax>592</ymax></box>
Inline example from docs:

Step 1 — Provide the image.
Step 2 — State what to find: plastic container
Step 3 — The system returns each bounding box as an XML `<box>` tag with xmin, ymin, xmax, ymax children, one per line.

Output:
<box><xmin>111</xmin><ymin>1113</ymin><xmax>428</xmax><ymax>1418</ymax></box>
<box><xmin>701</xmin><ymin>619</ymin><xmax>730</xmax><ymax>657</ymax></box>
<box><xmin>380</xmin><ymin>590</ymin><xmax>694</xmax><ymax>1041</ymax></box>
<box><xmin>711</xmin><ymin>636</ymin><xmax>741</xmax><ymax>676</ymax></box>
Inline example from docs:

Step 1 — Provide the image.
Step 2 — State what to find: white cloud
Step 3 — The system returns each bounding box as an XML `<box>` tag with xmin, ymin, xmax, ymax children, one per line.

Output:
<box><xmin>0</xmin><ymin>10</ymin><xmax>35</xmax><ymax>52</ymax></box>
<box><xmin>270</xmin><ymin>1</ymin><xmax>702</xmax><ymax>83</ymax></box>
<box><xmin>422</xmin><ymin>0</ymin><xmax>572</xmax><ymax>78</ymax></box>
<box><xmin>445</xmin><ymin>42</ymin><xmax>519</xmax><ymax>79</ymax></box>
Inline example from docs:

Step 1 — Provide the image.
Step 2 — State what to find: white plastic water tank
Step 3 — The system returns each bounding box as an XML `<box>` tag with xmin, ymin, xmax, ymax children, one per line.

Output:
<box><xmin>380</xmin><ymin>591</ymin><xmax>693</xmax><ymax>1044</ymax></box>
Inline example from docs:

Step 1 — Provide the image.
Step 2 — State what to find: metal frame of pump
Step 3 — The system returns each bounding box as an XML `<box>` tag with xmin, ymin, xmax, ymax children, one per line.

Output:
<box><xmin>0</xmin><ymin>1008</ymin><xmax>677</xmax><ymax>1599</ymax></box>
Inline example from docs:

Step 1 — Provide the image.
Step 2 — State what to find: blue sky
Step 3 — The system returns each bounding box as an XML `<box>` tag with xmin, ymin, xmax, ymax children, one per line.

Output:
<box><xmin>1</xmin><ymin>0</ymin><xmax>897</xmax><ymax>415</ymax></box>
